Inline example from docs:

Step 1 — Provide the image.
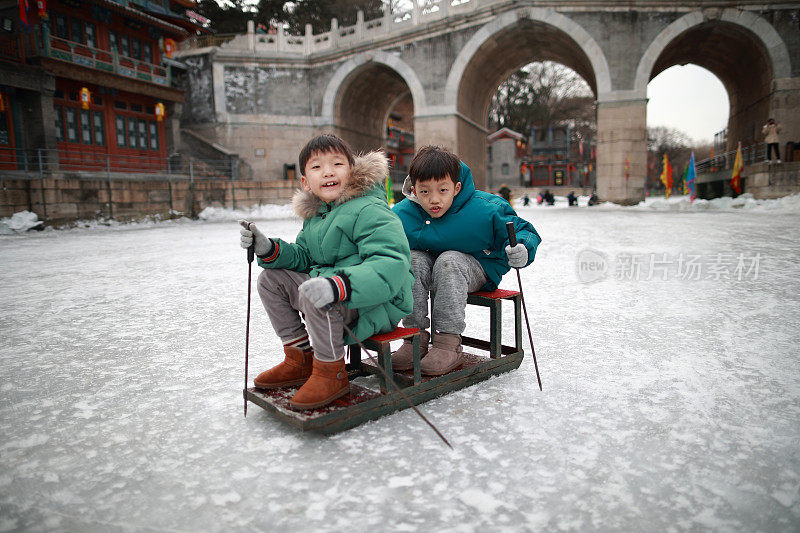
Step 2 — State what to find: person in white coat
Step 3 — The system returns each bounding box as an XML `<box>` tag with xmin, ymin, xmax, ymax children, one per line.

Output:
<box><xmin>762</xmin><ymin>118</ymin><xmax>782</xmax><ymax>164</ymax></box>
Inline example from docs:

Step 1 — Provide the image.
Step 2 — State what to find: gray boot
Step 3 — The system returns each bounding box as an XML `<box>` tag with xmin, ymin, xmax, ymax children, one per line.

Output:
<box><xmin>420</xmin><ymin>333</ymin><xmax>463</xmax><ymax>376</ymax></box>
<box><xmin>391</xmin><ymin>330</ymin><xmax>429</xmax><ymax>370</ymax></box>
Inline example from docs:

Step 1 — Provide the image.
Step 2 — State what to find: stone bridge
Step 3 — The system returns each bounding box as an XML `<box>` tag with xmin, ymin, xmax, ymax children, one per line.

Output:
<box><xmin>176</xmin><ymin>0</ymin><xmax>799</xmax><ymax>204</ymax></box>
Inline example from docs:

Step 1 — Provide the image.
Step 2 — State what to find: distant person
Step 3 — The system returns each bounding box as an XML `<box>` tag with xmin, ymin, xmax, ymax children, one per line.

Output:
<box><xmin>567</xmin><ymin>191</ymin><xmax>578</xmax><ymax>207</ymax></box>
<box><xmin>543</xmin><ymin>189</ymin><xmax>555</xmax><ymax>206</ymax></box>
<box><xmin>255</xmin><ymin>22</ymin><xmax>267</xmax><ymax>34</ymax></box>
<box><xmin>588</xmin><ymin>192</ymin><xmax>599</xmax><ymax>206</ymax></box>
<box><xmin>498</xmin><ymin>184</ymin><xmax>512</xmax><ymax>204</ymax></box>
<box><xmin>762</xmin><ymin>118</ymin><xmax>782</xmax><ymax>164</ymax></box>
<box><xmin>536</xmin><ymin>192</ymin><xmax>543</xmax><ymax>205</ymax></box>
<box><xmin>522</xmin><ymin>194</ymin><xmax>530</xmax><ymax>206</ymax></box>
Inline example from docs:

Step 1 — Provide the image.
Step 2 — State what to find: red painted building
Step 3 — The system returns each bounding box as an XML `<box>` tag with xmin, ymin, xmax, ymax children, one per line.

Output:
<box><xmin>0</xmin><ymin>0</ymin><xmax>204</xmax><ymax>171</ymax></box>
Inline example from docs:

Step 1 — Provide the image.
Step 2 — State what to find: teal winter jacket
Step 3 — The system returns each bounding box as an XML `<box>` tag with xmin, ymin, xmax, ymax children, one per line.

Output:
<box><xmin>392</xmin><ymin>161</ymin><xmax>541</xmax><ymax>291</ymax></box>
<box><xmin>258</xmin><ymin>151</ymin><xmax>414</xmax><ymax>341</ymax></box>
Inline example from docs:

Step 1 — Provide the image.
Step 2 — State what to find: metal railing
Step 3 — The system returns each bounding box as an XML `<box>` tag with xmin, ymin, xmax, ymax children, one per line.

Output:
<box><xmin>0</xmin><ymin>147</ymin><xmax>240</xmax><ymax>180</ymax></box>
<box><xmin>0</xmin><ymin>147</ymin><xmax>250</xmax><ymax>219</ymax></box>
<box><xmin>3</xmin><ymin>25</ymin><xmax>174</xmax><ymax>87</ymax></box>
<box><xmin>695</xmin><ymin>142</ymin><xmax>766</xmax><ymax>173</ymax></box>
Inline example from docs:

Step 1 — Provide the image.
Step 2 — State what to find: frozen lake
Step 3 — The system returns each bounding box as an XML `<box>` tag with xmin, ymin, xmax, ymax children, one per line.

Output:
<box><xmin>1</xmin><ymin>196</ymin><xmax>799</xmax><ymax>531</ymax></box>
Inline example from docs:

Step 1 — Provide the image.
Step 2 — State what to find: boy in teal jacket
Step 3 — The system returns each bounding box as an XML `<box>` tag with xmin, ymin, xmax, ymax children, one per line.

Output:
<box><xmin>392</xmin><ymin>146</ymin><xmax>541</xmax><ymax>376</ymax></box>
<box><xmin>239</xmin><ymin>134</ymin><xmax>414</xmax><ymax>409</ymax></box>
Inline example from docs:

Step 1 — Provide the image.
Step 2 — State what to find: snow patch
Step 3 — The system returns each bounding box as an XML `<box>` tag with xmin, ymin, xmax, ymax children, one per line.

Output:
<box><xmin>388</xmin><ymin>476</ymin><xmax>414</xmax><ymax>488</ymax></box>
<box><xmin>198</xmin><ymin>203</ymin><xmax>296</xmax><ymax>222</ymax></box>
<box><xmin>772</xmin><ymin>483</ymin><xmax>799</xmax><ymax>507</ymax></box>
<box><xmin>0</xmin><ymin>517</ymin><xmax>19</xmax><ymax>532</ymax></box>
<box><xmin>1</xmin><ymin>210</ymin><xmax>43</xmax><ymax>233</ymax></box>
<box><xmin>1</xmin><ymin>433</ymin><xmax>49</xmax><ymax>451</ymax></box>
<box><xmin>634</xmin><ymin>192</ymin><xmax>800</xmax><ymax>212</ymax></box>
<box><xmin>458</xmin><ymin>488</ymin><xmax>503</xmax><ymax>513</ymax></box>
<box><xmin>210</xmin><ymin>491</ymin><xmax>241</xmax><ymax>506</ymax></box>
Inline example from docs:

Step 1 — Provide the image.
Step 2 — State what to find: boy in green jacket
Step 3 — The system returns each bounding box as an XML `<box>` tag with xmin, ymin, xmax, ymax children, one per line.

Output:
<box><xmin>239</xmin><ymin>134</ymin><xmax>414</xmax><ymax>409</ymax></box>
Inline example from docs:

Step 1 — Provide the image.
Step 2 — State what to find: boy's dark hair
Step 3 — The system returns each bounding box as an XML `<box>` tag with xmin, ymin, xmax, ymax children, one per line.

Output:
<box><xmin>298</xmin><ymin>134</ymin><xmax>355</xmax><ymax>175</ymax></box>
<box><xmin>409</xmin><ymin>145</ymin><xmax>460</xmax><ymax>185</ymax></box>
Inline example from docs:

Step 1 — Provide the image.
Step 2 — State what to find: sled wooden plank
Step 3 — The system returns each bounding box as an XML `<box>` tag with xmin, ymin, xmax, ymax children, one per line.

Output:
<box><xmin>244</xmin><ymin>351</ymin><xmax>523</xmax><ymax>434</ymax></box>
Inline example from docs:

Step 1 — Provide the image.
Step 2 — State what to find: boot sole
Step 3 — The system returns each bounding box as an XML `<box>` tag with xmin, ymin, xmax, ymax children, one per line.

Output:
<box><xmin>253</xmin><ymin>378</ymin><xmax>309</xmax><ymax>389</ymax></box>
<box><xmin>289</xmin><ymin>386</ymin><xmax>350</xmax><ymax>410</ymax></box>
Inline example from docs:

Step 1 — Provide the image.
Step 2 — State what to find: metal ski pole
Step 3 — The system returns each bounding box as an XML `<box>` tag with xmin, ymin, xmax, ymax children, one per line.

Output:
<box><xmin>506</xmin><ymin>221</ymin><xmax>542</xmax><ymax>391</ymax></box>
<box><xmin>332</xmin><ymin>312</ymin><xmax>452</xmax><ymax>449</ymax></box>
<box><xmin>244</xmin><ymin>242</ymin><xmax>255</xmax><ymax>416</ymax></box>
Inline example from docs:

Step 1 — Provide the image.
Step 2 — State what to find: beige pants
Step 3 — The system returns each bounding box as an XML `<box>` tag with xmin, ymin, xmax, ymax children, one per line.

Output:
<box><xmin>257</xmin><ymin>269</ymin><xmax>358</xmax><ymax>361</ymax></box>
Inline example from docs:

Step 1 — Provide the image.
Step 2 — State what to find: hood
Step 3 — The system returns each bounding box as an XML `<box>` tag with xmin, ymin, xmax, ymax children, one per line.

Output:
<box><xmin>292</xmin><ymin>151</ymin><xmax>389</xmax><ymax>219</ymax></box>
<box><xmin>400</xmin><ymin>160</ymin><xmax>476</xmax><ymax>213</ymax></box>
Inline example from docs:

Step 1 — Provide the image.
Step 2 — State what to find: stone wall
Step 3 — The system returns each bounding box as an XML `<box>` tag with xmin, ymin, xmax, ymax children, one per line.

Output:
<box><xmin>745</xmin><ymin>162</ymin><xmax>800</xmax><ymax>199</ymax></box>
<box><xmin>0</xmin><ymin>175</ymin><xmax>297</xmax><ymax>225</ymax></box>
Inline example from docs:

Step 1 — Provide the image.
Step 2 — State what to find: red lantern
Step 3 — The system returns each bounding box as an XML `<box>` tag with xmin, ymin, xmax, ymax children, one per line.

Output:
<box><xmin>163</xmin><ymin>38</ymin><xmax>176</xmax><ymax>58</ymax></box>
<box><xmin>155</xmin><ymin>102</ymin><xmax>165</xmax><ymax>122</ymax></box>
<box><xmin>36</xmin><ymin>0</ymin><xmax>46</xmax><ymax>18</ymax></box>
<box><xmin>79</xmin><ymin>87</ymin><xmax>91</xmax><ymax>110</ymax></box>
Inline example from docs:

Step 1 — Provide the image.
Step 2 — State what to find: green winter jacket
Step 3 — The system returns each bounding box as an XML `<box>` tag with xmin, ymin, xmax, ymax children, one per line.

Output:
<box><xmin>258</xmin><ymin>151</ymin><xmax>414</xmax><ymax>342</ymax></box>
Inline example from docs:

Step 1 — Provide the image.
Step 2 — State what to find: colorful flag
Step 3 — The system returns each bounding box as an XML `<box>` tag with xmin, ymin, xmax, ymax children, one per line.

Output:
<box><xmin>682</xmin><ymin>164</ymin><xmax>689</xmax><ymax>195</ymax></box>
<box><xmin>659</xmin><ymin>153</ymin><xmax>673</xmax><ymax>199</ymax></box>
<box><xmin>731</xmin><ymin>142</ymin><xmax>743</xmax><ymax>195</ymax></box>
<box><xmin>686</xmin><ymin>152</ymin><xmax>697</xmax><ymax>202</ymax></box>
<box><xmin>19</xmin><ymin>0</ymin><xmax>29</xmax><ymax>27</ymax></box>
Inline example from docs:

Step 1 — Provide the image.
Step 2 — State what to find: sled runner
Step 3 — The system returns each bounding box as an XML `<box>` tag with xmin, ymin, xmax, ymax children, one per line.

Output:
<box><xmin>244</xmin><ymin>288</ymin><xmax>524</xmax><ymax>434</ymax></box>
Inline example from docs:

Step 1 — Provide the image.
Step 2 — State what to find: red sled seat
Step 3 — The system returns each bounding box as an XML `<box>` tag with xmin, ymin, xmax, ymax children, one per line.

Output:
<box><xmin>349</xmin><ymin>326</ymin><xmax>422</xmax><ymax>391</ymax></box>
<box><xmin>348</xmin><ymin>289</ymin><xmax>523</xmax><ymax>392</ymax></box>
<box><xmin>464</xmin><ymin>289</ymin><xmax>522</xmax><ymax>360</ymax></box>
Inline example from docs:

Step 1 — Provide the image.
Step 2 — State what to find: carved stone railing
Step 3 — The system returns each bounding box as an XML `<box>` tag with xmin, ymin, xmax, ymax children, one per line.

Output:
<box><xmin>178</xmin><ymin>0</ymin><xmax>488</xmax><ymax>56</ymax></box>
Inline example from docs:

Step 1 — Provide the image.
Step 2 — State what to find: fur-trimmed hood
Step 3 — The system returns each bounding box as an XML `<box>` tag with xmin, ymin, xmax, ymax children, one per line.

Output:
<box><xmin>292</xmin><ymin>151</ymin><xmax>389</xmax><ymax>219</ymax></box>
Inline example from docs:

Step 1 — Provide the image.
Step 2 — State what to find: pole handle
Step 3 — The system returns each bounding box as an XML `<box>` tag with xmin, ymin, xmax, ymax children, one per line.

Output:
<box><xmin>506</xmin><ymin>221</ymin><xmax>518</xmax><ymax>247</ymax></box>
<box><xmin>247</xmin><ymin>243</ymin><xmax>254</xmax><ymax>264</ymax></box>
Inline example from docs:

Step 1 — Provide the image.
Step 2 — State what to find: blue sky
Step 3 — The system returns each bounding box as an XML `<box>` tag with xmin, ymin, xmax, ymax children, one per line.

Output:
<box><xmin>647</xmin><ymin>65</ymin><xmax>729</xmax><ymax>145</ymax></box>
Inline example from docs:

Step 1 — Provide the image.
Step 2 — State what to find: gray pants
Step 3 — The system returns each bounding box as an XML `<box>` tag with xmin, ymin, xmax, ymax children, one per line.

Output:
<box><xmin>402</xmin><ymin>250</ymin><xmax>487</xmax><ymax>335</ymax></box>
<box><xmin>257</xmin><ymin>269</ymin><xmax>358</xmax><ymax>361</ymax></box>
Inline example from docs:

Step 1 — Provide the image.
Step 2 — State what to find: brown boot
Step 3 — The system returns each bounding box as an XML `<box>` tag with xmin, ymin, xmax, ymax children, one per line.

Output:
<box><xmin>253</xmin><ymin>346</ymin><xmax>313</xmax><ymax>389</ymax></box>
<box><xmin>420</xmin><ymin>333</ymin><xmax>463</xmax><ymax>376</ymax></box>
<box><xmin>289</xmin><ymin>357</ymin><xmax>350</xmax><ymax>410</ymax></box>
<box><xmin>391</xmin><ymin>330</ymin><xmax>430</xmax><ymax>370</ymax></box>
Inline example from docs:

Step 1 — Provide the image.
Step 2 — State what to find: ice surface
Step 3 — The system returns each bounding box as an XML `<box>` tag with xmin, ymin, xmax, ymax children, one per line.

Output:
<box><xmin>1</xmin><ymin>196</ymin><xmax>799</xmax><ymax>531</ymax></box>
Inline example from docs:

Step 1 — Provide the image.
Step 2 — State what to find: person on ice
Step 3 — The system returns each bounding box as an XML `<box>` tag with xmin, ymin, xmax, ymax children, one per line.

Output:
<box><xmin>391</xmin><ymin>146</ymin><xmax>541</xmax><ymax>375</ymax></box>
<box><xmin>239</xmin><ymin>134</ymin><xmax>414</xmax><ymax>409</ymax></box>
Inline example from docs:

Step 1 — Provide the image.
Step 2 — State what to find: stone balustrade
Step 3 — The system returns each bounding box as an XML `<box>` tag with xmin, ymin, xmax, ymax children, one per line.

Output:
<box><xmin>209</xmin><ymin>0</ymin><xmax>488</xmax><ymax>56</ymax></box>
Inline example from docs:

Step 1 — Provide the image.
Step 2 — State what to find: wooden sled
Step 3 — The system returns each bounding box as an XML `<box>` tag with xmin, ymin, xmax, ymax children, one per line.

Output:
<box><xmin>245</xmin><ymin>289</ymin><xmax>524</xmax><ymax>434</ymax></box>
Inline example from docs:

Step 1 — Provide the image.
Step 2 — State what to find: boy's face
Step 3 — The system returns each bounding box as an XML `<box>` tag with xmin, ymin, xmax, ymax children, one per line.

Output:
<box><xmin>301</xmin><ymin>150</ymin><xmax>352</xmax><ymax>204</ymax></box>
<box><xmin>412</xmin><ymin>175</ymin><xmax>461</xmax><ymax>218</ymax></box>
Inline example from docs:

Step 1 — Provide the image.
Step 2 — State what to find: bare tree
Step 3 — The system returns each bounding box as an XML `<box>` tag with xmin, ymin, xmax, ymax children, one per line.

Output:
<box><xmin>489</xmin><ymin>62</ymin><xmax>595</xmax><ymax>141</ymax></box>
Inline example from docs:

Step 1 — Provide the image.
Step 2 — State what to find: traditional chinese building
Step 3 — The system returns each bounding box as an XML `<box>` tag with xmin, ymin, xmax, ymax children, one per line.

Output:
<box><xmin>0</xmin><ymin>0</ymin><xmax>204</xmax><ymax>171</ymax></box>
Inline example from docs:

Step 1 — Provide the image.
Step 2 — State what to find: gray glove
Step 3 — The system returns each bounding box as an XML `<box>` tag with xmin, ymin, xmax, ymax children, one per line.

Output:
<box><xmin>238</xmin><ymin>219</ymin><xmax>271</xmax><ymax>257</ymax></box>
<box><xmin>299</xmin><ymin>277</ymin><xmax>336</xmax><ymax>309</ymax></box>
<box><xmin>505</xmin><ymin>243</ymin><xmax>528</xmax><ymax>268</ymax></box>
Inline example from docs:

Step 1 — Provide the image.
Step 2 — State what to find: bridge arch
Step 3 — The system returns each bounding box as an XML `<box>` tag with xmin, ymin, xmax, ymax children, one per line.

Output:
<box><xmin>443</xmin><ymin>8</ymin><xmax>612</xmax><ymax>112</ymax></box>
<box><xmin>435</xmin><ymin>8</ymin><xmax>610</xmax><ymax>189</ymax></box>
<box><xmin>321</xmin><ymin>51</ymin><xmax>426</xmax><ymax>153</ymax></box>
<box><xmin>635</xmin><ymin>9</ymin><xmax>792</xmax><ymax>150</ymax></box>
